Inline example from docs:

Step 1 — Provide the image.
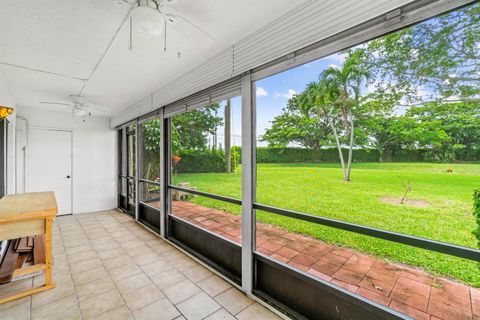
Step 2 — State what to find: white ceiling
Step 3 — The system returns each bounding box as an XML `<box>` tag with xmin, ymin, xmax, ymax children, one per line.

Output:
<box><xmin>0</xmin><ymin>0</ymin><xmax>305</xmax><ymax>116</ymax></box>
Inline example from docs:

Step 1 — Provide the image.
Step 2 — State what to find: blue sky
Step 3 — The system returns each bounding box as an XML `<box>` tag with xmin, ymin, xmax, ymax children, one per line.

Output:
<box><xmin>255</xmin><ymin>53</ymin><xmax>346</xmax><ymax>144</ymax></box>
<box><xmin>209</xmin><ymin>52</ymin><xmax>347</xmax><ymax>148</ymax></box>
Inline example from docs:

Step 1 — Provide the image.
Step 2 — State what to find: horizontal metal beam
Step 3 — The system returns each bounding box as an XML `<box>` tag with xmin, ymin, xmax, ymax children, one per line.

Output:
<box><xmin>138</xmin><ymin>178</ymin><xmax>161</xmax><ymax>186</ymax></box>
<box><xmin>139</xmin><ymin>200</ymin><xmax>161</xmax><ymax>209</ymax></box>
<box><xmin>168</xmin><ymin>185</ymin><xmax>242</xmax><ymax>205</ymax></box>
<box><xmin>254</xmin><ymin>203</ymin><xmax>480</xmax><ymax>262</ymax></box>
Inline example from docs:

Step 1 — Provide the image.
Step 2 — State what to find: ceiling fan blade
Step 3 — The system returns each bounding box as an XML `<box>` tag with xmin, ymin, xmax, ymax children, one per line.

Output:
<box><xmin>159</xmin><ymin>0</ymin><xmax>178</xmax><ymax>7</ymax></box>
<box><xmin>38</xmin><ymin>101</ymin><xmax>72</xmax><ymax>106</ymax></box>
<box><xmin>86</xmin><ymin>106</ymin><xmax>107</xmax><ymax>113</ymax></box>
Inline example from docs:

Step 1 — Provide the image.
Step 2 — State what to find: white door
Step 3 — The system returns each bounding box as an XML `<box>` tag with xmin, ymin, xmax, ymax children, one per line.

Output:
<box><xmin>25</xmin><ymin>128</ymin><xmax>72</xmax><ymax>215</ymax></box>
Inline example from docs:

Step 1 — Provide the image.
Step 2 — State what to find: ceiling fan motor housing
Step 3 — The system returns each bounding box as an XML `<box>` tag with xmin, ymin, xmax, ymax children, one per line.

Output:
<box><xmin>132</xmin><ymin>0</ymin><xmax>164</xmax><ymax>36</ymax></box>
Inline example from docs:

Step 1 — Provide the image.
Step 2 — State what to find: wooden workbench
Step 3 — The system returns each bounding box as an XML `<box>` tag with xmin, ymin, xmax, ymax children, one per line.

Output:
<box><xmin>0</xmin><ymin>192</ymin><xmax>57</xmax><ymax>304</ymax></box>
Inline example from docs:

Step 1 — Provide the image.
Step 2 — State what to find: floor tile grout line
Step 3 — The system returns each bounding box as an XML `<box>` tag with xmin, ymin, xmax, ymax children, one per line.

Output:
<box><xmin>62</xmin><ymin>212</ymin><xmax>135</xmax><ymax>319</ymax></box>
<box><xmin>228</xmin><ymin>298</ymin><xmax>255</xmax><ymax>317</ymax></box>
<box><xmin>108</xmin><ymin>210</ymin><xmax>186</xmax><ymax>319</ymax></box>
<box><xmin>198</xmin><ymin>303</ymin><xmax>223</xmax><ymax>320</ymax></box>
<box><xmin>133</xmin><ymin>249</ymin><xmax>189</xmax><ymax>318</ymax></box>
<box><xmin>91</xmin><ymin>212</ymin><xmax>138</xmax><ymax>320</ymax></box>
<box><xmin>115</xmin><ymin>210</ymin><xmax>202</xmax><ymax>317</ymax></box>
<box><xmin>118</xmin><ymin>211</ymin><xmax>238</xmax><ymax>318</ymax></box>
<box><xmin>210</xmin><ymin>286</ymin><xmax>256</xmax><ymax>319</ymax></box>
<box><xmin>56</xmin><ymin>215</ymin><xmax>86</xmax><ymax>320</ymax></box>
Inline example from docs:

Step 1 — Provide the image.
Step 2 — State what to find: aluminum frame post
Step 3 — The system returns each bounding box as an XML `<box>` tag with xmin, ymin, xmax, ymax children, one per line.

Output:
<box><xmin>135</xmin><ymin>120</ymin><xmax>140</xmax><ymax>221</ymax></box>
<box><xmin>241</xmin><ymin>73</ymin><xmax>256</xmax><ymax>293</ymax></box>
<box><xmin>159</xmin><ymin>111</ymin><xmax>166</xmax><ymax>237</ymax></box>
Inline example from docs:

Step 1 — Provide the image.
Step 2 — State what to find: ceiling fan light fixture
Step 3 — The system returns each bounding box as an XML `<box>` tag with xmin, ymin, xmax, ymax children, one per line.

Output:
<box><xmin>132</xmin><ymin>1</ymin><xmax>164</xmax><ymax>36</ymax></box>
<box><xmin>73</xmin><ymin>107</ymin><xmax>87</xmax><ymax>117</ymax></box>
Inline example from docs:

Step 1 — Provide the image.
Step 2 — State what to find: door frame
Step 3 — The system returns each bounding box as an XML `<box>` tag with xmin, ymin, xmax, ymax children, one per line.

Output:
<box><xmin>26</xmin><ymin>126</ymin><xmax>73</xmax><ymax>215</ymax></box>
<box><xmin>125</xmin><ymin>124</ymin><xmax>136</xmax><ymax>217</ymax></box>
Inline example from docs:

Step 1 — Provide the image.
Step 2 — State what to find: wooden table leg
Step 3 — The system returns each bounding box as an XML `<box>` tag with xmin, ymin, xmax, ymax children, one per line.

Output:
<box><xmin>44</xmin><ymin>217</ymin><xmax>53</xmax><ymax>286</ymax></box>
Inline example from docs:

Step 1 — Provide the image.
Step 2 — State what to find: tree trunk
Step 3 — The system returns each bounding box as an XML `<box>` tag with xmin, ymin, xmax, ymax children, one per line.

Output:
<box><xmin>224</xmin><ymin>99</ymin><xmax>232</xmax><ymax>173</ymax></box>
<box><xmin>346</xmin><ymin>113</ymin><xmax>354</xmax><ymax>181</ymax></box>
<box><xmin>329</xmin><ymin>119</ymin><xmax>346</xmax><ymax>180</ymax></box>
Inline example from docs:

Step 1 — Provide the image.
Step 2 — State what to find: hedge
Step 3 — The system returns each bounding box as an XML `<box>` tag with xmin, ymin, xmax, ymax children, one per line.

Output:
<box><xmin>175</xmin><ymin>149</ymin><xmax>239</xmax><ymax>173</ymax></box>
<box><xmin>232</xmin><ymin>146</ymin><xmax>479</xmax><ymax>164</ymax></box>
<box><xmin>174</xmin><ymin>147</ymin><xmax>478</xmax><ymax>173</ymax></box>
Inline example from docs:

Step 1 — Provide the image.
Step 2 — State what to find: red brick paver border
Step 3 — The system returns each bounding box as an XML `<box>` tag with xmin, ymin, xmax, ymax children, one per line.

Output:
<box><xmin>169</xmin><ymin>200</ymin><xmax>478</xmax><ymax>320</ymax></box>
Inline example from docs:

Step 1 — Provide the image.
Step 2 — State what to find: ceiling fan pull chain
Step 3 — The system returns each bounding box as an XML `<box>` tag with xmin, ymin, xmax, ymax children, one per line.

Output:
<box><xmin>129</xmin><ymin>15</ymin><xmax>133</xmax><ymax>50</ymax></box>
<box><xmin>163</xmin><ymin>18</ymin><xmax>167</xmax><ymax>52</ymax></box>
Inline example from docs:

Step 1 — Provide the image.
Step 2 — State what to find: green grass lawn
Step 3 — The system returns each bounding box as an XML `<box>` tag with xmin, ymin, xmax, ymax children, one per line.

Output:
<box><xmin>172</xmin><ymin>162</ymin><xmax>480</xmax><ymax>286</ymax></box>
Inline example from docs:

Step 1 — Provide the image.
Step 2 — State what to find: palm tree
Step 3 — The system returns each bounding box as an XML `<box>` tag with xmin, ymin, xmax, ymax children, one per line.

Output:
<box><xmin>299</xmin><ymin>50</ymin><xmax>368</xmax><ymax>181</ymax></box>
<box><xmin>298</xmin><ymin>81</ymin><xmax>348</xmax><ymax>180</ymax></box>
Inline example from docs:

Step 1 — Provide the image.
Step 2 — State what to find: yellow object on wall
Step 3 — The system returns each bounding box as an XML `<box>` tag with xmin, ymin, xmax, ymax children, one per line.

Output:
<box><xmin>0</xmin><ymin>106</ymin><xmax>14</xmax><ymax>119</ymax></box>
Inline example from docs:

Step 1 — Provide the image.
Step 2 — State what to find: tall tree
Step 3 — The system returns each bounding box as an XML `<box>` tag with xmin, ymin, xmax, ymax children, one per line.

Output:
<box><xmin>362</xmin><ymin>115</ymin><xmax>402</xmax><ymax>162</ymax></box>
<box><xmin>365</xmin><ymin>3</ymin><xmax>480</xmax><ymax>103</ymax></box>
<box><xmin>261</xmin><ymin>95</ymin><xmax>332</xmax><ymax>149</ymax></box>
<box><xmin>298</xmin><ymin>50</ymin><xmax>369</xmax><ymax>181</ymax></box>
<box><xmin>171</xmin><ymin>103</ymin><xmax>222</xmax><ymax>153</ymax></box>
<box><xmin>406</xmin><ymin>101</ymin><xmax>480</xmax><ymax>161</ymax></box>
<box><xmin>224</xmin><ymin>99</ymin><xmax>232</xmax><ymax>173</ymax></box>
<box><xmin>298</xmin><ymin>82</ymin><xmax>348</xmax><ymax>179</ymax></box>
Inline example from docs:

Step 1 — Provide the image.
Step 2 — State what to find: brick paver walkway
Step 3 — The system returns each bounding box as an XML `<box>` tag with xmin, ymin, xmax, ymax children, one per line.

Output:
<box><xmin>170</xmin><ymin>201</ymin><xmax>480</xmax><ymax>320</ymax></box>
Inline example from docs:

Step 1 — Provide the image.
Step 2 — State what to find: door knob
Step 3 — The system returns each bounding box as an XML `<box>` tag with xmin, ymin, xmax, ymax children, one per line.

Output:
<box><xmin>66</xmin><ymin>175</ymin><xmax>71</xmax><ymax>179</ymax></box>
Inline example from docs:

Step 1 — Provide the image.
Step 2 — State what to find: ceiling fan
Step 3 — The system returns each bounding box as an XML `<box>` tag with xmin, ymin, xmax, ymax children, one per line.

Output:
<box><xmin>116</xmin><ymin>0</ymin><xmax>215</xmax><ymax>51</ymax></box>
<box><xmin>39</xmin><ymin>95</ymin><xmax>105</xmax><ymax>121</ymax></box>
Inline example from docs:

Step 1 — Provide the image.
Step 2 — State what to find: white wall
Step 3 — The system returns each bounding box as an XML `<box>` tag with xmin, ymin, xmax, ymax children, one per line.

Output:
<box><xmin>16</xmin><ymin>106</ymin><xmax>117</xmax><ymax>214</ymax></box>
<box><xmin>0</xmin><ymin>72</ymin><xmax>16</xmax><ymax>195</ymax></box>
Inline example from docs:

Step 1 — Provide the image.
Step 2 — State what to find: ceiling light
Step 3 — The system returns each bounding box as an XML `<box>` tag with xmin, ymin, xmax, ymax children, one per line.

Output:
<box><xmin>131</xmin><ymin>1</ymin><xmax>164</xmax><ymax>36</ymax></box>
<box><xmin>0</xmin><ymin>106</ymin><xmax>14</xmax><ymax>119</ymax></box>
<box><xmin>73</xmin><ymin>107</ymin><xmax>87</xmax><ymax>117</ymax></box>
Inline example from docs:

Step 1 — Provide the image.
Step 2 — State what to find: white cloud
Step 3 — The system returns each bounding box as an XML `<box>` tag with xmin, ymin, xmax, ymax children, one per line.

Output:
<box><xmin>283</xmin><ymin>89</ymin><xmax>297</xmax><ymax>99</ymax></box>
<box><xmin>256</xmin><ymin>87</ymin><xmax>268</xmax><ymax>97</ymax></box>
<box><xmin>328</xmin><ymin>64</ymin><xmax>340</xmax><ymax>69</ymax></box>
<box><xmin>274</xmin><ymin>89</ymin><xmax>297</xmax><ymax>99</ymax></box>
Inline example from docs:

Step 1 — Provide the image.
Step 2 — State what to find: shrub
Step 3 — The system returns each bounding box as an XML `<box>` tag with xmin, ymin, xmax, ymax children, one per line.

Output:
<box><xmin>176</xmin><ymin>149</ymin><xmax>225</xmax><ymax>173</ymax></box>
<box><xmin>176</xmin><ymin>148</ymin><xmax>239</xmax><ymax>173</ymax></box>
<box><xmin>473</xmin><ymin>189</ymin><xmax>480</xmax><ymax>248</ymax></box>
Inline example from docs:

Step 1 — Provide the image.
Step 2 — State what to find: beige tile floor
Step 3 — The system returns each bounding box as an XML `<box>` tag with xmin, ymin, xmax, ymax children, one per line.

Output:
<box><xmin>0</xmin><ymin>210</ymin><xmax>282</xmax><ymax>320</ymax></box>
